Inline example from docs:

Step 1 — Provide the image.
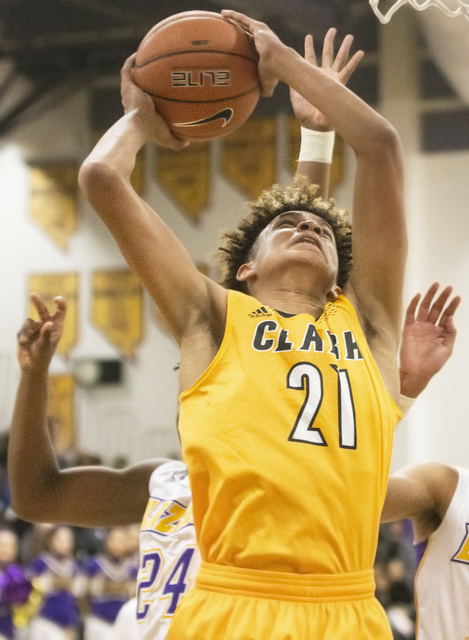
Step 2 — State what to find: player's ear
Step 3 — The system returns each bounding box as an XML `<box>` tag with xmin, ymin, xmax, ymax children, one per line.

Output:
<box><xmin>327</xmin><ymin>285</ymin><xmax>341</xmax><ymax>301</ymax></box>
<box><xmin>236</xmin><ymin>262</ymin><xmax>255</xmax><ymax>283</ymax></box>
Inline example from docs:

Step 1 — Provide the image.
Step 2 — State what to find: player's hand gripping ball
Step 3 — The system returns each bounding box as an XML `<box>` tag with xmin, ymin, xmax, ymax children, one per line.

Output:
<box><xmin>132</xmin><ymin>11</ymin><xmax>261</xmax><ymax>142</ymax></box>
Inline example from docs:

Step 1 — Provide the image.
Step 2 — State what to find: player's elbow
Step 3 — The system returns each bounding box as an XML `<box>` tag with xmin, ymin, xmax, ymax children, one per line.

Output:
<box><xmin>371</xmin><ymin>121</ymin><xmax>402</xmax><ymax>156</ymax></box>
<box><xmin>78</xmin><ymin>160</ymin><xmax>123</xmax><ymax>204</ymax></box>
<box><xmin>9</xmin><ymin>477</ymin><xmax>60</xmax><ymax>524</ymax></box>
<box><xmin>357</xmin><ymin>120</ymin><xmax>403</xmax><ymax>166</ymax></box>
<box><xmin>10</xmin><ymin>492</ymin><xmax>48</xmax><ymax>524</ymax></box>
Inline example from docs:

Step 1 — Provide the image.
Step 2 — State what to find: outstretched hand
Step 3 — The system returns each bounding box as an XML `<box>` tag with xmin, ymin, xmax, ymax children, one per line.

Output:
<box><xmin>221</xmin><ymin>10</ymin><xmax>285</xmax><ymax>97</ymax></box>
<box><xmin>399</xmin><ymin>283</ymin><xmax>461</xmax><ymax>398</ymax></box>
<box><xmin>121</xmin><ymin>54</ymin><xmax>188</xmax><ymax>151</ymax></box>
<box><xmin>291</xmin><ymin>30</ymin><xmax>364</xmax><ymax>131</ymax></box>
<box><xmin>17</xmin><ymin>295</ymin><xmax>67</xmax><ymax>373</ymax></box>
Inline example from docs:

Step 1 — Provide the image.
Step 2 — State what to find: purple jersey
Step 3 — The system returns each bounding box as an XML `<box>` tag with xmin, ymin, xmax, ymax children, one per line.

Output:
<box><xmin>84</xmin><ymin>555</ymin><xmax>137</xmax><ymax>624</ymax></box>
<box><xmin>29</xmin><ymin>554</ymin><xmax>82</xmax><ymax>628</ymax></box>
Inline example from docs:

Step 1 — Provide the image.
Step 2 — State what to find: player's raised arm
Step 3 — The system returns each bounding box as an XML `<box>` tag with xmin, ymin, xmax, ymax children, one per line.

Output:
<box><xmin>78</xmin><ymin>54</ymin><xmax>227</xmax><ymax>345</ymax></box>
<box><xmin>223</xmin><ymin>10</ymin><xmax>406</xmax><ymax>349</ymax></box>
<box><xmin>8</xmin><ymin>295</ymin><xmax>164</xmax><ymax>527</ymax></box>
<box><xmin>291</xmin><ymin>30</ymin><xmax>364</xmax><ymax>199</ymax></box>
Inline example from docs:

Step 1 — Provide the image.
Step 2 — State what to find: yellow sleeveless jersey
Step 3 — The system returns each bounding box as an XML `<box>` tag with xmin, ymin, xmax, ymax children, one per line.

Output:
<box><xmin>179</xmin><ymin>290</ymin><xmax>401</xmax><ymax>575</ymax></box>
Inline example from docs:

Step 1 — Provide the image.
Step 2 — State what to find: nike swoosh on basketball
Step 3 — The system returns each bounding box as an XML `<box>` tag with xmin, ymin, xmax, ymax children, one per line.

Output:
<box><xmin>174</xmin><ymin>108</ymin><xmax>234</xmax><ymax>128</ymax></box>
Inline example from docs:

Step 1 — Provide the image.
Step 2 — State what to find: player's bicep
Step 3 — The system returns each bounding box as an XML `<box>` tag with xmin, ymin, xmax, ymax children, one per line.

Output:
<box><xmin>29</xmin><ymin>461</ymin><xmax>161</xmax><ymax>527</ymax></box>
<box><xmin>382</xmin><ymin>470</ymin><xmax>434</xmax><ymax>523</ymax></box>
<box><xmin>79</xmin><ymin>163</ymin><xmax>222</xmax><ymax>340</ymax></box>
<box><xmin>346</xmin><ymin>138</ymin><xmax>407</xmax><ymax>334</ymax></box>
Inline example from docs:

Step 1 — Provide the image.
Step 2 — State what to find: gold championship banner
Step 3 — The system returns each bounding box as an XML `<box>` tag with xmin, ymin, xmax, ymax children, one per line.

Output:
<box><xmin>47</xmin><ymin>375</ymin><xmax>75</xmax><ymax>451</ymax></box>
<box><xmin>28</xmin><ymin>273</ymin><xmax>78</xmax><ymax>357</ymax></box>
<box><xmin>92</xmin><ymin>131</ymin><xmax>145</xmax><ymax>195</ymax></box>
<box><xmin>92</xmin><ymin>270</ymin><xmax>143</xmax><ymax>357</ymax></box>
<box><xmin>288</xmin><ymin>117</ymin><xmax>344</xmax><ymax>189</ymax></box>
<box><xmin>156</xmin><ymin>143</ymin><xmax>210</xmax><ymax>222</ymax></box>
<box><xmin>222</xmin><ymin>117</ymin><xmax>276</xmax><ymax>199</ymax></box>
<box><xmin>30</xmin><ymin>162</ymin><xmax>78</xmax><ymax>250</ymax></box>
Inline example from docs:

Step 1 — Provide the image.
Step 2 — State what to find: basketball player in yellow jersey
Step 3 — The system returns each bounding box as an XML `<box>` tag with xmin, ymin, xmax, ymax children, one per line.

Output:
<box><xmin>79</xmin><ymin>13</ymin><xmax>406</xmax><ymax>639</ymax></box>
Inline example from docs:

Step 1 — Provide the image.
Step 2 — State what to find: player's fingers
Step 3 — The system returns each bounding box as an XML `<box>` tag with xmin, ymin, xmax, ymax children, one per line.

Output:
<box><xmin>39</xmin><ymin>321</ymin><xmax>54</xmax><ymax>340</ymax></box>
<box><xmin>304</xmin><ymin>34</ymin><xmax>317</xmax><ymax>66</ymax></box>
<box><xmin>404</xmin><ymin>292</ymin><xmax>421</xmax><ymax>325</ymax></box>
<box><xmin>444</xmin><ymin>316</ymin><xmax>457</xmax><ymax>339</ymax></box>
<box><xmin>339</xmin><ymin>50</ymin><xmax>364</xmax><ymax>84</ymax></box>
<box><xmin>221</xmin><ymin>10</ymin><xmax>257</xmax><ymax>33</ymax></box>
<box><xmin>30</xmin><ymin>293</ymin><xmax>50</xmax><ymax>323</ymax></box>
<box><xmin>416</xmin><ymin>282</ymin><xmax>439</xmax><ymax>322</ymax></box>
<box><xmin>332</xmin><ymin>34</ymin><xmax>353</xmax><ymax>72</ymax></box>
<box><xmin>321</xmin><ymin>28</ymin><xmax>336</xmax><ymax>69</ymax></box>
<box><xmin>53</xmin><ymin>296</ymin><xmax>67</xmax><ymax>312</ymax></box>
<box><xmin>427</xmin><ymin>285</ymin><xmax>453</xmax><ymax>325</ymax></box>
<box><xmin>17</xmin><ymin>318</ymin><xmax>39</xmax><ymax>344</ymax></box>
<box><xmin>121</xmin><ymin>53</ymin><xmax>137</xmax><ymax>79</ymax></box>
<box><xmin>439</xmin><ymin>295</ymin><xmax>461</xmax><ymax>329</ymax></box>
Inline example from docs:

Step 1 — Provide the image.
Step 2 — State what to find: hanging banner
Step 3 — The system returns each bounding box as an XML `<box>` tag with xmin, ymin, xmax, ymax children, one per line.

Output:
<box><xmin>30</xmin><ymin>162</ymin><xmax>78</xmax><ymax>250</ymax></box>
<box><xmin>28</xmin><ymin>273</ymin><xmax>79</xmax><ymax>358</ymax></box>
<box><xmin>48</xmin><ymin>375</ymin><xmax>75</xmax><ymax>451</ymax></box>
<box><xmin>222</xmin><ymin>117</ymin><xmax>276</xmax><ymax>199</ymax></box>
<box><xmin>156</xmin><ymin>143</ymin><xmax>210</xmax><ymax>222</ymax></box>
<box><xmin>92</xmin><ymin>270</ymin><xmax>143</xmax><ymax>357</ymax></box>
<box><xmin>288</xmin><ymin>117</ymin><xmax>344</xmax><ymax>190</ymax></box>
<box><xmin>91</xmin><ymin>131</ymin><xmax>145</xmax><ymax>195</ymax></box>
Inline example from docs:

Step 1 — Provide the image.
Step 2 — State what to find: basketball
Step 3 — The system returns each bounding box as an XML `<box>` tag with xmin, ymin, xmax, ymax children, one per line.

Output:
<box><xmin>132</xmin><ymin>11</ymin><xmax>260</xmax><ymax>142</ymax></box>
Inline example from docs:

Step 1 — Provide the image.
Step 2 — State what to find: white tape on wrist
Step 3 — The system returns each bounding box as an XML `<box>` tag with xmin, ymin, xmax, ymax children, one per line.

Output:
<box><xmin>298</xmin><ymin>128</ymin><xmax>335</xmax><ymax>164</ymax></box>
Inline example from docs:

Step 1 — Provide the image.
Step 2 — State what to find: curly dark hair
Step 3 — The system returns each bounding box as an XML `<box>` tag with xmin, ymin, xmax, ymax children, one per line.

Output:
<box><xmin>218</xmin><ymin>177</ymin><xmax>353</xmax><ymax>292</ymax></box>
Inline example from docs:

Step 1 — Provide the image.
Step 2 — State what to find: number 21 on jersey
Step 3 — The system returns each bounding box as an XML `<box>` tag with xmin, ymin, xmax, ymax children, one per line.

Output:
<box><xmin>287</xmin><ymin>362</ymin><xmax>357</xmax><ymax>449</ymax></box>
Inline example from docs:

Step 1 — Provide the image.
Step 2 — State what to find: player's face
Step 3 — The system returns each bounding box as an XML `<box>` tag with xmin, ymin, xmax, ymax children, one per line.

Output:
<box><xmin>241</xmin><ymin>211</ymin><xmax>339</xmax><ymax>289</ymax></box>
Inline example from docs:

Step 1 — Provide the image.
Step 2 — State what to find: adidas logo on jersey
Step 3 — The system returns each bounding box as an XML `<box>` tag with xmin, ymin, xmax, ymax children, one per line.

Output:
<box><xmin>249</xmin><ymin>306</ymin><xmax>272</xmax><ymax>318</ymax></box>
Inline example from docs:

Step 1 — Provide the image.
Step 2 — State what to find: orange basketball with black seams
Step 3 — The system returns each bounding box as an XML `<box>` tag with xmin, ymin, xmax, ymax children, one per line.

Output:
<box><xmin>132</xmin><ymin>11</ymin><xmax>260</xmax><ymax>142</ymax></box>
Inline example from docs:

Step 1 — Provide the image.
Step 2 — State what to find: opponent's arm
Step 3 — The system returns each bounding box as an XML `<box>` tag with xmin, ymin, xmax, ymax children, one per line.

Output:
<box><xmin>223</xmin><ymin>10</ymin><xmax>406</xmax><ymax>340</ymax></box>
<box><xmin>292</xmin><ymin>30</ymin><xmax>364</xmax><ymax>199</ymax></box>
<box><xmin>383</xmin><ymin>285</ymin><xmax>460</xmax><ymax>529</ymax></box>
<box><xmin>382</xmin><ymin>463</ymin><xmax>458</xmax><ymax>542</ymax></box>
<box><xmin>78</xmin><ymin>55</ymin><xmax>227</xmax><ymax>344</ymax></box>
<box><xmin>8</xmin><ymin>296</ymin><xmax>164</xmax><ymax>528</ymax></box>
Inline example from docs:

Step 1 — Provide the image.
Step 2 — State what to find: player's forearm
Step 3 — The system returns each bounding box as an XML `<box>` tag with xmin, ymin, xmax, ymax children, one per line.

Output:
<box><xmin>296</xmin><ymin>161</ymin><xmax>331</xmax><ymax>200</ymax></box>
<box><xmin>8</xmin><ymin>370</ymin><xmax>60</xmax><ymax>521</ymax></box>
<box><xmin>276</xmin><ymin>48</ymin><xmax>398</xmax><ymax>156</ymax></box>
<box><xmin>79</xmin><ymin>111</ymin><xmax>147</xmax><ymax>188</ymax></box>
